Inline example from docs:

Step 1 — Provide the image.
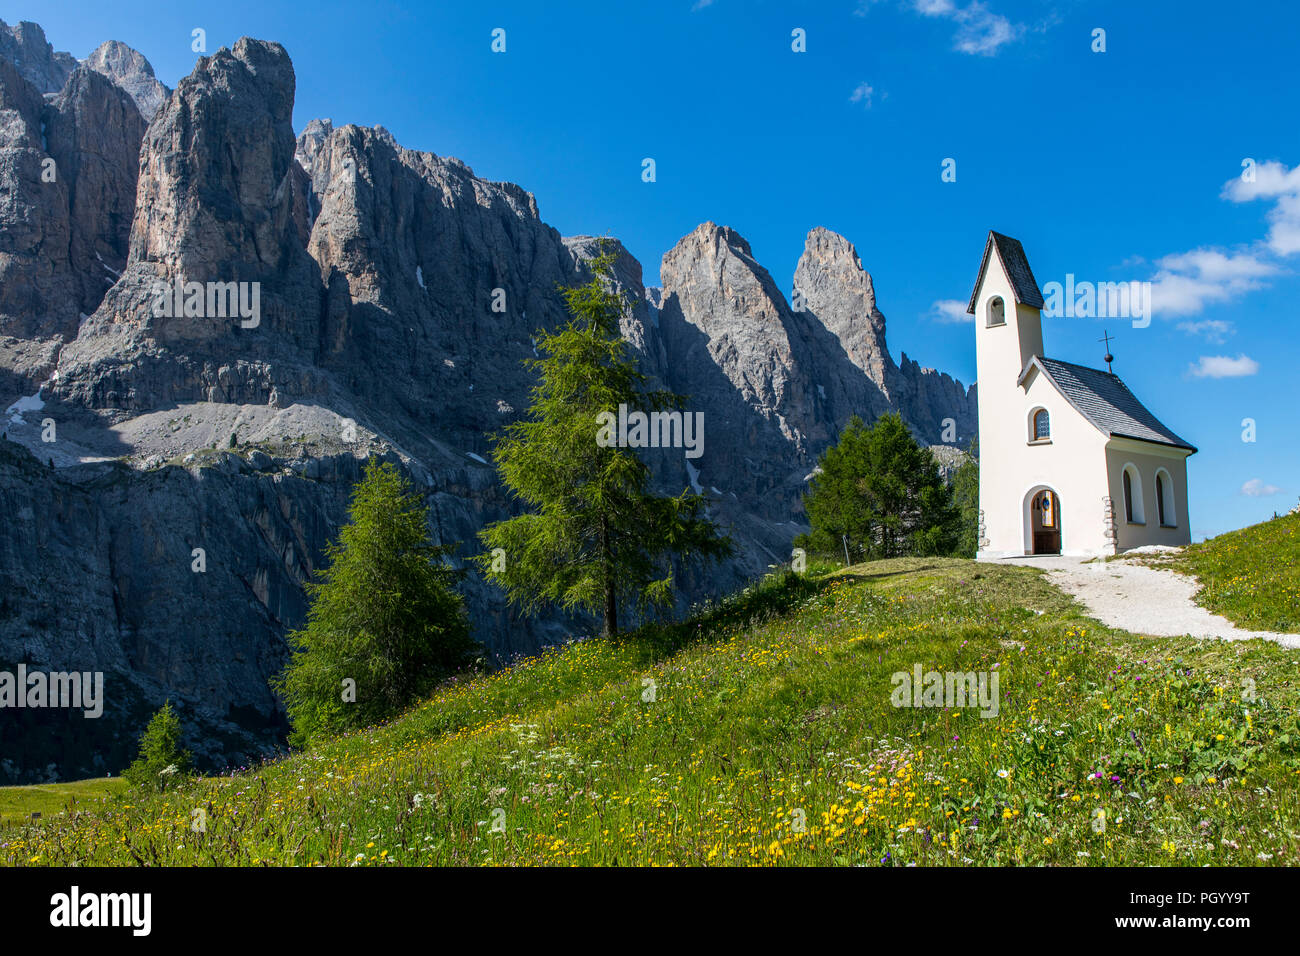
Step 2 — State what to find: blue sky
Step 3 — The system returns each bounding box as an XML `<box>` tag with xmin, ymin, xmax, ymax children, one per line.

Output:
<box><xmin>17</xmin><ymin>0</ymin><xmax>1300</xmax><ymax>539</ymax></box>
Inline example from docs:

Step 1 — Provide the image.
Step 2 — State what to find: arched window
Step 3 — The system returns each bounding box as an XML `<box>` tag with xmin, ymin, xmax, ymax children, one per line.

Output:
<box><xmin>1122</xmin><ymin>464</ymin><xmax>1144</xmax><ymax>524</ymax></box>
<box><xmin>987</xmin><ymin>295</ymin><xmax>1006</xmax><ymax>327</ymax></box>
<box><xmin>1032</xmin><ymin>408</ymin><xmax>1050</xmax><ymax>441</ymax></box>
<box><xmin>1155</xmin><ymin>469</ymin><xmax>1176</xmax><ymax>527</ymax></box>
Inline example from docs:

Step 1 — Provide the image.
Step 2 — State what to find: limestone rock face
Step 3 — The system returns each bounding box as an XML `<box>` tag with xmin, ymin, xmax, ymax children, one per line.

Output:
<box><xmin>0</xmin><ymin>24</ymin><xmax>977</xmax><ymax>783</ymax></box>
<box><xmin>52</xmin><ymin>38</ymin><xmax>327</xmax><ymax>415</ymax></box>
<box><xmin>653</xmin><ymin>222</ymin><xmax>976</xmax><ymax>520</ymax></box>
<box><xmin>0</xmin><ymin>19</ymin><xmax>76</xmax><ymax>93</ymax></box>
<box><xmin>44</xmin><ymin>66</ymin><xmax>147</xmax><ymax>315</ymax></box>
<box><xmin>84</xmin><ymin>40</ymin><xmax>170</xmax><ymax>120</ymax></box>
<box><xmin>302</xmin><ymin>120</ymin><xmax>578</xmax><ymax>451</ymax></box>
<box><xmin>891</xmin><ymin>352</ymin><xmax>978</xmax><ymax>448</ymax></box>
<box><xmin>0</xmin><ymin>430</ymin><xmax>369</xmax><ymax>781</ymax></box>
<box><xmin>128</xmin><ymin>39</ymin><xmax>299</xmax><ymax>276</ymax></box>
<box><xmin>793</xmin><ymin>226</ymin><xmax>896</xmax><ymax>393</ymax></box>
<box><xmin>657</xmin><ymin>223</ymin><xmax>826</xmax><ymax>517</ymax></box>
<box><xmin>563</xmin><ymin>234</ymin><xmax>672</xmax><ymax>387</ymax></box>
<box><xmin>0</xmin><ymin>55</ymin><xmax>77</xmax><ymax>358</ymax></box>
<box><xmin>794</xmin><ymin>225</ymin><xmax>977</xmax><ymax>448</ymax></box>
<box><xmin>0</xmin><ymin>32</ymin><xmax>163</xmax><ymax>388</ymax></box>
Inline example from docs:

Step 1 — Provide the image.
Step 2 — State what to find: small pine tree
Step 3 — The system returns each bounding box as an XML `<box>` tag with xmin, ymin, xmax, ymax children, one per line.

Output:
<box><xmin>477</xmin><ymin>246</ymin><xmax>731</xmax><ymax>636</ymax></box>
<box><xmin>123</xmin><ymin>701</ymin><xmax>191</xmax><ymax>792</ymax></box>
<box><xmin>796</xmin><ymin>413</ymin><xmax>959</xmax><ymax>561</ymax></box>
<box><xmin>951</xmin><ymin>441</ymin><xmax>980</xmax><ymax>558</ymax></box>
<box><xmin>273</xmin><ymin>458</ymin><xmax>478</xmax><ymax>747</ymax></box>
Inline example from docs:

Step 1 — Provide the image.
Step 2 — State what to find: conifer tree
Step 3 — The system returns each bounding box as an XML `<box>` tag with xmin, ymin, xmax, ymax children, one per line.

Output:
<box><xmin>796</xmin><ymin>413</ymin><xmax>958</xmax><ymax>561</ymax></box>
<box><xmin>477</xmin><ymin>248</ymin><xmax>731</xmax><ymax>636</ymax></box>
<box><xmin>123</xmin><ymin>700</ymin><xmax>191</xmax><ymax>792</ymax></box>
<box><xmin>951</xmin><ymin>441</ymin><xmax>980</xmax><ymax>558</ymax></box>
<box><xmin>274</xmin><ymin>458</ymin><xmax>476</xmax><ymax>746</ymax></box>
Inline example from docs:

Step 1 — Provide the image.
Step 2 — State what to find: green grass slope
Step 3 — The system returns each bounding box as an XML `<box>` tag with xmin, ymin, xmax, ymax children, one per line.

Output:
<box><xmin>0</xmin><ymin>778</ymin><xmax>126</xmax><ymax>825</ymax></box>
<box><xmin>4</xmin><ymin>558</ymin><xmax>1299</xmax><ymax>867</ymax></box>
<box><xmin>1166</xmin><ymin>512</ymin><xmax>1300</xmax><ymax>633</ymax></box>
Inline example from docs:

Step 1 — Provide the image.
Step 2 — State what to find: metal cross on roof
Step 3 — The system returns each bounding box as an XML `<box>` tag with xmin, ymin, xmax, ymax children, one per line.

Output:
<box><xmin>1099</xmin><ymin>330</ymin><xmax>1114</xmax><ymax>373</ymax></box>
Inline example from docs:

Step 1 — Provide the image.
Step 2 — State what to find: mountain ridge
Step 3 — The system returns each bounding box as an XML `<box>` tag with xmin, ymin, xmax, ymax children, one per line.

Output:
<box><xmin>0</xmin><ymin>26</ymin><xmax>975</xmax><ymax>783</ymax></box>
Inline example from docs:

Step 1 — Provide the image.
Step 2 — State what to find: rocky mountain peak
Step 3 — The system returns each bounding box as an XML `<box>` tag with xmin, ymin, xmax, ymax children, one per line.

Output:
<box><xmin>295</xmin><ymin>117</ymin><xmax>334</xmax><ymax>172</ymax></box>
<box><xmin>0</xmin><ymin>51</ymin><xmax>43</xmax><ymax>137</ymax></box>
<box><xmin>129</xmin><ymin>38</ymin><xmax>303</xmax><ymax>278</ymax></box>
<box><xmin>794</xmin><ymin>225</ymin><xmax>894</xmax><ymax>390</ymax></box>
<box><xmin>50</xmin><ymin>35</ymin><xmax>325</xmax><ymax>415</ymax></box>
<box><xmin>0</xmin><ymin>19</ymin><xmax>76</xmax><ymax>93</ymax></box>
<box><xmin>666</xmin><ymin>220</ymin><xmax>756</xmax><ymax>267</ymax></box>
<box><xmin>797</xmin><ymin>226</ymin><xmax>879</xmax><ymax>310</ymax></box>
<box><xmin>85</xmin><ymin>40</ymin><xmax>169</xmax><ymax>120</ymax></box>
<box><xmin>657</xmin><ymin>222</ymin><xmax>828</xmax><ymax>514</ymax></box>
<box><xmin>660</xmin><ymin>221</ymin><xmax>798</xmax><ymax>359</ymax></box>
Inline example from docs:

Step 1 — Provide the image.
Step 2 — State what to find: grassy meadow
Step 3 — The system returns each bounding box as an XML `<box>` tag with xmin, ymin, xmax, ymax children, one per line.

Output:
<box><xmin>3</xmin><ymin>555</ymin><xmax>1298</xmax><ymax>867</ymax></box>
<box><xmin>1160</xmin><ymin>512</ymin><xmax>1300</xmax><ymax>634</ymax></box>
<box><xmin>0</xmin><ymin>777</ymin><xmax>127</xmax><ymax>826</ymax></box>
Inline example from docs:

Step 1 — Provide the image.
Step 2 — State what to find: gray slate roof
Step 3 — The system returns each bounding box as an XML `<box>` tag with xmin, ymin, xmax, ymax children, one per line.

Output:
<box><xmin>1024</xmin><ymin>356</ymin><xmax>1197</xmax><ymax>452</ymax></box>
<box><xmin>967</xmin><ymin>231</ymin><xmax>1045</xmax><ymax>313</ymax></box>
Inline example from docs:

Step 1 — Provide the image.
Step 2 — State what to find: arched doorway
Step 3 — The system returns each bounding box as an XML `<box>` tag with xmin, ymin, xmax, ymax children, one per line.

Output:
<box><xmin>1030</xmin><ymin>488</ymin><xmax>1061</xmax><ymax>555</ymax></box>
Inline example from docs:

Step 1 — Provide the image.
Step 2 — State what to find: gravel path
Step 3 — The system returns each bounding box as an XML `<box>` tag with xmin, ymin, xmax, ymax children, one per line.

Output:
<box><xmin>1001</xmin><ymin>554</ymin><xmax>1300</xmax><ymax>650</ymax></box>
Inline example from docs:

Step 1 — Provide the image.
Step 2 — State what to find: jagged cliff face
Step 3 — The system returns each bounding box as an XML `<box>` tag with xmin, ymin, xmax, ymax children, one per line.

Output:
<box><xmin>793</xmin><ymin>226</ymin><xmax>976</xmax><ymax>449</ymax></box>
<box><xmin>655</xmin><ymin>223</ymin><xmax>975</xmax><ymax>519</ymax></box>
<box><xmin>0</xmin><ymin>26</ymin><xmax>975</xmax><ymax>783</ymax></box>
<box><xmin>53</xmin><ymin>38</ymin><xmax>327</xmax><ymax>415</ymax></box>
<box><xmin>0</xmin><ymin>53</ymin><xmax>77</xmax><ymax>348</ymax></box>
<box><xmin>84</xmin><ymin>40</ymin><xmax>169</xmax><ymax>120</ymax></box>
<box><xmin>0</xmin><ymin>20</ymin><xmax>76</xmax><ymax>93</ymax></box>
<box><xmin>300</xmin><ymin>118</ymin><xmax>581</xmax><ymax>451</ymax></box>
<box><xmin>0</xmin><ymin>21</ymin><xmax>149</xmax><ymax>391</ymax></box>
<box><xmin>46</xmin><ymin>66</ymin><xmax>146</xmax><ymax>317</ymax></box>
<box><xmin>794</xmin><ymin>226</ymin><xmax>896</xmax><ymax>391</ymax></box>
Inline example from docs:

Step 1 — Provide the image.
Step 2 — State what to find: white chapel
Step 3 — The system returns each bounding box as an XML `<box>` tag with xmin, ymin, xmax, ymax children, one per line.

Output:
<box><xmin>970</xmin><ymin>231</ymin><xmax>1196</xmax><ymax>558</ymax></box>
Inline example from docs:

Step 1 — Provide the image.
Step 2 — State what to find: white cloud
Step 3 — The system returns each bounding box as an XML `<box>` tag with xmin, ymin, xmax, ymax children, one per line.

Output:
<box><xmin>911</xmin><ymin>0</ymin><xmax>1021</xmax><ymax>55</ymax></box>
<box><xmin>1149</xmin><ymin>248</ymin><xmax>1277</xmax><ymax>317</ymax></box>
<box><xmin>1267</xmin><ymin>193</ymin><xmax>1300</xmax><ymax>256</ymax></box>
<box><xmin>929</xmin><ymin>299</ymin><xmax>970</xmax><ymax>322</ymax></box>
<box><xmin>1221</xmin><ymin>160</ymin><xmax>1300</xmax><ymax>256</ymax></box>
<box><xmin>849</xmin><ymin>82</ymin><xmax>875</xmax><ymax>108</ymax></box>
<box><xmin>856</xmin><ymin>0</ymin><xmax>1022</xmax><ymax>56</ymax></box>
<box><xmin>1222</xmin><ymin>160</ymin><xmax>1300</xmax><ymax>201</ymax></box>
<box><xmin>1158</xmin><ymin>248</ymin><xmax>1276</xmax><ymax>283</ymax></box>
<box><xmin>690</xmin><ymin>0</ymin><xmax>716</xmax><ymax>10</ymax></box>
<box><xmin>1241</xmin><ymin>478</ymin><xmax>1282</xmax><ymax>497</ymax></box>
<box><xmin>1133</xmin><ymin>160</ymin><xmax>1300</xmax><ymax>320</ymax></box>
<box><xmin>1187</xmin><ymin>354</ymin><xmax>1259</xmax><ymax>378</ymax></box>
<box><xmin>1176</xmin><ymin>319</ymin><xmax>1234</xmax><ymax>343</ymax></box>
